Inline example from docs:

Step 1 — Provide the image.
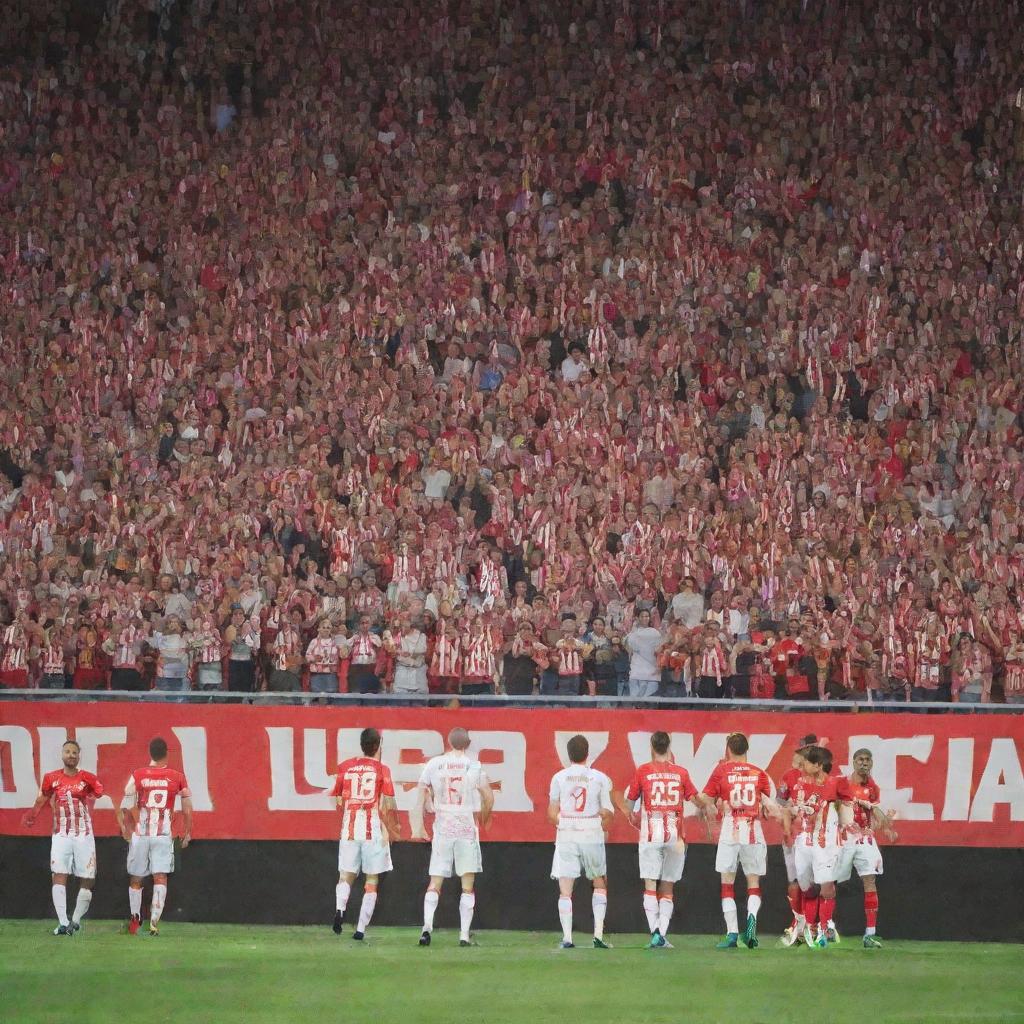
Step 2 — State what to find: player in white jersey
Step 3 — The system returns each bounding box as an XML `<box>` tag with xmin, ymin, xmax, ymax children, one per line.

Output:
<box><xmin>548</xmin><ymin>735</ymin><xmax>614</xmax><ymax>949</ymax></box>
<box><xmin>22</xmin><ymin>739</ymin><xmax>104</xmax><ymax>935</ymax></box>
<box><xmin>411</xmin><ymin>727</ymin><xmax>494</xmax><ymax>946</ymax></box>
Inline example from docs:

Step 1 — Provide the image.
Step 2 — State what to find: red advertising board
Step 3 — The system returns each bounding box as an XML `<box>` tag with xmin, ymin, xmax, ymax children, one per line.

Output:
<box><xmin>2</xmin><ymin>703</ymin><xmax>1022</xmax><ymax>846</ymax></box>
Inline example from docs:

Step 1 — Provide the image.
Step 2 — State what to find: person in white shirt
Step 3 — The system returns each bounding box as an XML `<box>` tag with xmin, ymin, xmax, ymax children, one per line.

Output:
<box><xmin>548</xmin><ymin>735</ymin><xmax>614</xmax><ymax>949</ymax></box>
<box><xmin>561</xmin><ymin>345</ymin><xmax>588</xmax><ymax>383</ymax></box>
<box><xmin>411</xmin><ymin>728</ymin><xmax>494</xmax><ymax>947</ymax></box>
<box><xmin>625</xmin><ymin>609</ymin><xmax>663</xmax><ymax>698</ymax></box>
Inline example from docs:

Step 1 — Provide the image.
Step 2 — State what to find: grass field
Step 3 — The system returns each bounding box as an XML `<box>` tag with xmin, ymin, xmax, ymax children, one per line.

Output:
<box><xmin>2</xmin><ymin>921</ymin><xmax>1022</xmax><ymax>1024</ymax></box>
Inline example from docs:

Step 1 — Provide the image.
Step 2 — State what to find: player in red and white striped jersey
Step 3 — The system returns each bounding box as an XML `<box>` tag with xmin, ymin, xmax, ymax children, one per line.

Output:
<box><xmin>776</xmin><ymin>734</ymin><xmax>820</xmax><ymax>943</ymax></box>
<box><xmin>702</xmin><ymin>732</ymin><xmax>780</xmax><ymax>949</ymax></box>
<box><xmin>114</xmin><ymin>737</ymin><xmax>192</xmax><ymax>936</ymax></box>
<box><xmin>329</xmin><ymin>728</ymin><xmax>400</xmax><ymax>940</ymax></box>
<box><xmin>22</xmin><ymin>740</ymin><xmax>103</xmax><ymax>935</ymax></box>
<box><xmin>614</xmin><ymin>731</ymin><xmax>712</xmax><ymax>949</ymax></box>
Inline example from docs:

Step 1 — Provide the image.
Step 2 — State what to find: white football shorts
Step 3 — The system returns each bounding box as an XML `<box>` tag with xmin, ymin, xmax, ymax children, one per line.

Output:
<box><xmin>50</xmin><ymin>834</ymin><xmax>96</xmax><ymax>879</ymax></box>
<box><xmin>638</xmin><ymin>841</ymin><xmax>687</xmax><ymax>883</ymax></box>
<box><xmin>338</xmin><ymin>837</ymin><xmax>393</xmax><ymax>876</ymax></box>
<box><xmin>811</xmin><ymin>842</ymin><xmax>842</xmax><ymax>885</ymax></box>
<box><xmin>127</xmin><ymin>834</ymin><xmax>175</xmax><ymax>877</ymax></box>
<box><xmin>551</xmin><ymin>839</ymin><xmax>607</xmax><ymax>880</ymax></box>
<box><xmin>429</xmin><ymin>834</ymin><xmax>482</xmax><ymax>878</ymax></box>
<box><xmin>794</xmin><ymin>839</ymin><xmax>815</xmax><ymax>890</ymax></box>
<box><xmin>715</xmin><ymin>839</ymin><xmax>767</xmax><ymax>877</ymax></box>
<box><xmin>782</xmin><ymin>842</ymin><xmax>798</xmax><ymax>883</ymax></box>
<box><xmin>836</xmin><ymin>837</ymin><xmax>884</xmax><ymax>881</ymax></box>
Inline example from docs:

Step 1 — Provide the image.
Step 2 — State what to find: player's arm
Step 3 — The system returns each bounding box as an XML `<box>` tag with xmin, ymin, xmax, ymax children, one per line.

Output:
<box><xmin>547</xmin><ymin>798</ymin><xmax>561</xmax><ymax>827</ymax></box>
<box><xmin>380</xmin><ymin>795</ymin><xmax>401</xmax><ymax>841</ymax></box>
<box><xmin>870</xmin><ymin>803</ymin><xmax>898</xmax><ymax>842</ymax></box>
<box><xmin>477</xmin><ymin>776</ymin><xmax>495</xmax><ymax>829</ymax></box>
<box><xmin>20</xmin><ymin>784</ymin><xmax>52</xmax><ymax>828</ymax></box>
<box><xmin>409</xmin><ymin>783</ymin><xmax>431</xmax><ymax>841</ymax></box>
<box><xmin>611</xmin><ymin>787</ymin><xmax>638</xmax><ymax>826</ymax></box>
<box><xmin>598</xmin><ymin>777</ymin><xmax>614</xmax><ymax>831</ymax></box>
<box><xmin>180</xmin><ymin>792</ymin><xmax>193</xmax><ymax>848</ymax></box>
<box><xmin>115</xmin><ymin>776</ymin><xmax>138</xmax><ymax>841</ymax></box>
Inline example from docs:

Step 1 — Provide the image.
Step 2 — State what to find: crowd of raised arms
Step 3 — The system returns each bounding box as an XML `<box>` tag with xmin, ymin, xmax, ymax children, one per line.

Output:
<box><xmin>2</xmin><ymin>0</ymin><xmax>1024</xmax><ymax>704</ymax></box>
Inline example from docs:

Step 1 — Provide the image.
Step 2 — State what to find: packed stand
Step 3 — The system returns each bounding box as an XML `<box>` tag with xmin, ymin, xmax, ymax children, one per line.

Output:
<box><xmin>1</xmin><ymin>0</ymin><xmax>1023</xmax><ymax>705</ymax></box>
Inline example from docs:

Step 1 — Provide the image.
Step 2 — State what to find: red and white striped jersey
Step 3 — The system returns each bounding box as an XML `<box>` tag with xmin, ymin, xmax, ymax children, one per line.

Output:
<box><xmin>556</xmin><ymin>638</ymin><xmax>583</xmax><ymax>676</ymax></box>
<box><xmin>124</xmin><ymin>765</ymin><xmax>191</xmax><ymax>837</ymax></box>
<box><xmin>462</xmin><ymin>629</ymin><xmax>495</xmax><ymax>679</ymax></box>
<box><xmin>42</xmin><ymin>641</ymin><xmax>66</xmax><ymax>675</ymax></box>
<box><xmin>113</xmin><ymin>625</ymin><xmax>144</xmax><ymax>669</ymax></box>
<box><xmin>330</xmin><ymin>757</ymin><xmax>395</xmax><ymax>841</ymax></box>
<box><xmin>347</xmin><ymin>631</ymin><xmax>381</xmax><ymax>664</ymax></box>
<box><xmin>41</xmin><ymin>769</ymin><xmax>104</xmax><ymax>837</ymax></box>
<box><xmin>272</xmin><ymin>627</ymin><xmax>302</xmax><ymax>672</ymax></box>
<box><xmin>430</xmin><ymin>624</ymin><xmax>460</xmax><ymax>677</ymax></box>
<box><xmin>306</xmin><ymin>637</ymin><xmax>340</xmax><ymax>673</ymax></box>
<box><xmin>625</xmin><ymin>762</ymin><xmax>698</xmax><ymax>844</ymax></box>
<box><xmin>703</xmin><ymin>760</ymin><xmax>771</xmax><ymax>845</ymax></box>
<box><xmin>699</xmin><ymin>643</ymin><xmax>728</xmax><ymax>680</ymax></box>
<box><xmin>1</xmin><ymin>626</ymin><xmax>28</xmax><ymax>670</ymax></box>
<box><xmin>193</xmin><ymin>629</ymin><xmax>223</xmax><ymax>665</ymax></box>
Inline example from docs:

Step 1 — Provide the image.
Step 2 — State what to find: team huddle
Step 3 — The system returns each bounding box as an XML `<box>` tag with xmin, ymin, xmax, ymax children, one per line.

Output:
<box><xmin>25</xmin><ymin>729</ymin><xmax>894</xmax><ymax>948</ymax></box>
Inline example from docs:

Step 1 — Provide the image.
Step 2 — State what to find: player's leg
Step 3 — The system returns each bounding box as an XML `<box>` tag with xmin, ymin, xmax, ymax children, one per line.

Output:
<box><xmin>335</xmin><ymin>869</ymin><xmax>357</xmax><ymax>933</ymax></box>
<box><xmin>68</xmin><ymin>836</ymin><xmax>97</xmax><ymax>934</ymax></box>
<box><xmin>738</xmin><ymin>843</ymin><xmax>767</xmax><ymax>948</ymax></box>
<box><xmin>49</xmin><ymin>834</ymin><xmax>72</xmax><ymax>934</ymax></box>
<box><xmin>654</xmin><ymin>841</ymin><xmax>684</xmax><ymax>947</ymax></box>
<box><xmin>354</xmin><ymin>874</ymin><xmax>379</xmax><ymax>940</ymax></box>
<box><xmin>860</xmin><ymin>845</ymin><xmax>883</xmax><ymax>947</ymax></box>
<box><xmin>717</xmin><ymin>872</ymin><xmax>740</xmax><ymax>948</ymax></box>
<box><xmin>639</xmin><ymin>843</ymin><xmax>665</xmax><ymax>945</ymax></box>
<box><xmin>148</xmin><ymin>836</ymin><xmax>175</xmax><ymax>934</ymax></box>
<box><xmin>420</xmin><ymin>875</ymin><xmax>444</xmax><ymax>945</ymax></box>
<box><xmin>655</xmin><ymin>880</ymin><xmax>675</xmax><ymax>947</ymax></box>
<box><xmin>125</xmin><ymin>834</ymin><xmax>149</xmax><ymax>934</ymax></box>
<box><xmin>714</xmin><ymin>840</ymin><xmax>741</xmax><ymax>947</ymax></box>
<box><xmin>781</xmin><ymin>842</ymin><xmax>801</xmax><ymax>941</ymax></box>
<box><xmin>457</xmin><ymin>873</ymin><xmax>476</xmax><ymax>945</ymax></box>
<box><xmin>584</xmin><ymin>843</ymin><xmax>610</xmax><ymax>947</ymax></box>
<box><xmin>817</xmin><ymin>880</ymin><xmax>837</xmax><ymax>947</ymax></box>
<box><xmin>149</xmin><ymin>872</ymin><xmax>168</xmax><ymax>933</ymax></box>
<box><xmin>557</xmin><ymin>876</ymin><xmax>576</xmax><ymax>947</ymax></box>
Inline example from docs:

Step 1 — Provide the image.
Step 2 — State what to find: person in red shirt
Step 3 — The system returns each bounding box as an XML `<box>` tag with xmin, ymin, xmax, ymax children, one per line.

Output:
<box><xmin>836</xmin><ymin>749</ymin><xmax>898</xmax><ymax>949</ymax></box>
<box><xmin>329</xmin><ymin>728</ymin><xmax>400</xmax><ymax>941</ymax></box>
<box><xmin>776</xmin><ymin>734</ymin><xmax>821</xmax><ymax>943</ymax></box>
<box><xmin>614</xmin><ymin>731</ymin><xmax>711</xmax><ymax>949</ymax></box>
<box><xmin>769</xmin><ymin>619</ymin><xmax>807</xmax><ymax>699</ymax></box>
<box><xmin>114</xmin><ymin>737</ymin><xmax>192</xmax><ymax>936</ymax></box>
<box><xmin>21</xmin><ymin>739</ymin><xmax>104</xmax><ymax>935</ymax></box>
<box><xmin>702</xmin><ymin>733</ymin><xmax>779</xmax><ymax>949</ymax></box>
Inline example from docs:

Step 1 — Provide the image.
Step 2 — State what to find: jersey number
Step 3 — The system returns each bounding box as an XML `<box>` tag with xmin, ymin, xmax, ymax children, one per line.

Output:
<box><xmin>650</xmin><ymin>779</ymin><xmax>681</xmax><ymax>807</ymax></box>
<box><xmin>446</xmin><ymin>775</ymin><xmax>465</xmax><ymax>805</ymax></box>
<box><xmin>350</xmin><ymin>773</ymin><xmax>377</xmax><ymax>801</ymax></box>
<box><xmin>728</xmin><ymin>782</ymin><xmax>757</xmax><ymax>809</ymax></box>
<box><xmin>145</xmin><ymin>788</ymin><xmax>169</xmax><ymax>809</ymax></box>
<box><xmin>570</xmin><ymin>786</ymin><xmax>587</xmax><ymax>812</ymax></box>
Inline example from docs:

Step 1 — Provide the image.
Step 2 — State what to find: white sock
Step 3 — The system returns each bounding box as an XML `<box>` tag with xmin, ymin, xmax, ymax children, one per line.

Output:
<box><xmin>151</xmin><ymin>883</ymin><xmax>167</xmax><ymax>924</ymax></box>
<box><xmin>748</xmin><ymin>893</ymin><xmax>762</xmax><ymax>919</ymax></box>
<box><xmin>52</xmin><ymin>884</ymin><xmax>69</xmax><ymax>927</ymax></box>
<box><xmin>459</xmin><ymin>892</ymin><xmax>475</xmax><ymax>941</ymax></box>
<box><xmin>722</xmin><ymin>897</ymin><xmax>738</xmax><ymax>934</ymax></box>
<box><xmin>356</xmin><ymin>889</ymin><xmax>377</xmax><ymax>933</ymax></box>
<box><xmin>423</xmin><ymin>888</ymin><xmax>439</xmax><ymax>932</ymax></box>
<box><xmin>642</xmin><ymin>891</ymin><xmax>659</xmax><ymax>933</ymax></box>
<box><xmin>336</xmin><ymin>881</ymin><xmax>351</xmax><ymax>914</ymax></box>
<box><xmin>866</xmin><ymin>925</ymin><xmax>876</xmax><ymax>936</ymax></box>
<box><xmin>827</xmin><ymin>917</ymin><xmax>836</xmax><ymax>929</ymax></box>
<box><xmin>592</xmin><ymin>890</ymin><xmax>607</xmax><ymax>940</ymax></box>
<box><xmin>558</xmin><ymin>896</ymin><xmax>573</xmax><ymax>942</ymax></box>
<box><xmin>658</xmin><ymin>897</ymin><xmax>673</xmax><ymax>937</ymax></box>
<box><xmin>129</xmin><ymin>887</ymin><xmax>142</xmax><ymax>917</ymax></box>
<box><xmin>794</xmin><ymin>912</ymin><xmax>806</xmax><ymax>929</ymax></box>
<box><xmin>72</xmin><ymin>889</ymin><xmax>93</xmax><ymax>924</ymax></box>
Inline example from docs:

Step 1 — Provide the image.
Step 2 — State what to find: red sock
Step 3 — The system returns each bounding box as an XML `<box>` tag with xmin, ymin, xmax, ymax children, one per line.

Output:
<box><xmin>787</xmin><ymin>883</ymin><xmax>800</xmax><ymax>924</ymax></box>
<box><xmin>802</xmin><ymin>891</ymin><xmax>819</xmax><ymax>926</ymax></box>
<box><xmin>864</xmin><ymin>891</ymin><xmax>879</xmax><ymax>929</ymax></box>
<box><xmin>819</xmin><ymin>896</ymin><xmax>836</xmax><ymax>927</ymax></box>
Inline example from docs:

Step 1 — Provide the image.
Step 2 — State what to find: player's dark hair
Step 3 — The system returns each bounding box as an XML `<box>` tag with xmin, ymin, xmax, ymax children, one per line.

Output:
<box><xmin>799</xmin><ymin>734</ymin><xmax>818</xmax><ymax>747</ymax></box>
<box><xmin>62</xmin><ymin>739</ymin><xmax>80</xmax><ymax>751</ymax></box>
<box><xmin>651</xmin><ymin>731</ymin><xmax>671</xmax><ymax>755</ymax></box>
<box><xmin>726</xmin><ymin>732</ymin><xmax>749</xmax><ymax>756</ymax></box>
<box><xmin>149</xmin><ymin>737</ymin><xmax>168</xmax><ymax>760</ymax></box>
<box><xmin>805</xmin><ymin>745</ymin><xmax>833</xmax><ymax>774</ymax></box>
<box><xmin>852</xmin><ymin>747</ymin><xmax>872</xmax><ymax>760</ymax></box>
<box><xmin>360</xmin><ymin>728</ymin><xmax>382</xmax><ymax>756</ymax></box>
<box><xmin>567</xmin><ymin>734</ymin><xmax>589</xmax><ymax>764</ymax></box>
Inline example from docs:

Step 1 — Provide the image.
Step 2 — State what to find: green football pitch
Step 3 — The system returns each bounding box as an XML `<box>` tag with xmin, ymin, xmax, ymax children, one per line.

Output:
<box><xmin>2</xmin><ymin>921</ymin><xmax>1022</xmax><ymax>1024</ymax></box>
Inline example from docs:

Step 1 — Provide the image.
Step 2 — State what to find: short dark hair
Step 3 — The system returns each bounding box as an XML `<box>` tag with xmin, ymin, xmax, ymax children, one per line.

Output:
<box><xmin>62</xmin><ymin>739</ymin><xmax>81</xmax><ymax>751</ymax></box>
<box><xmin>726</xmin><ymin>732</ymin><xmax>749</xmax><ymax>756</ymax></box>
<box><xmin>651</xmin><ymin>731</ymin><xmax>671</xmax><ymax>755</ymax></box>
<box><xmin>805</xmin><ymin>745</ymin><xmax>833</xmax><ymax>774</ymax></box>
<box><xmin>149</xmin><ymin>737</ymin><xmax>168</xmax><ymax>760</ymax></box>
<box><xmin>360</xmin><ymin>728</ymin><xmax>382</xmax><ymax>756</ymax></box>
<box><xmin>566</xmin><ymin>734</ymin><xmax>589</xmax><ymax>764</ymax></box>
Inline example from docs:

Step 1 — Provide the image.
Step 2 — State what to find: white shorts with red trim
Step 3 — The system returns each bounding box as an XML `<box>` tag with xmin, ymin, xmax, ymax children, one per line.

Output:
<box><xmin>837</xmin><ymin>836</ymin><xmax>884</xmax><ymax>881</ymax></box>
<box><xmin>782</xmin><ymin>843</ymin><xmax>798</xmax><ymax>883</ymax></box>
<box><xmin>50</xmin><ymin>834</ymin><xmax>96</xmax><ymax>879</ymax></box>
<box><xmin>551</xmin><ymin>839</ymin><xmax>607</xmax><ymax>881</ymax></box>
<box><xmin>127</xmin><ymin>834</ymin><xmax>174</xmax><ymax>877</ymax></box>
<box><xmin>638</xmin><ymin>841</ymin><xmax>687</xmax><ymax>883</ymax></box>
<box><xmin>429</xmin><ymin>834</ymin><xmax>482</xmax><ymax>878</ymax></box>
<box><xmin>715</xmin><ymin>839</ymin><xmax>767</xmax><ymax>877</ymax></box>
<box><xmin>338</xmin><ymin>837</ymin><xmax>392</xmax><ymax>876</ymax></box>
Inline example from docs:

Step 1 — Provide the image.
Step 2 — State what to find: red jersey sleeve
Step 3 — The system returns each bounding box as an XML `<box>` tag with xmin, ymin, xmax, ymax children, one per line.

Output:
<box><xmin>624</xmin><ymin>767</ymin><xmax>644</xmax><ymax>802</ymax></box>
<box><xmin>329</xmin><ymin>771</ymin><xmax>344</xmax><ymax>798</ymax></box>
<box><xmin>679</xmin><ymin>767</ymin><xmax>698</xmax><ymax>802</ymax></box>
<box><xmin>702</xmin><ymin>762</ymin><xmax>725</xmax><ymax>799</ymax></box>
<box><xmin>379</xmin><ymin>764</ymin><xmax>395</xmax><ymax>799</ymax></box>
<box><xmin>176</xmin><ymin>769</ymin><xmax>192</xmax><ymax>800</ymax></box>
<box><xmin>757</xmin><ymin>768</ymin><xmax>771</xmax><ymax>798</ymax></box>
<box><xmin>83</xmin><ymin>771</ymin><xmax>104</xmax><ymax>799</ymax></box>
<box><xmin>823</xmin><ymin>775</ymin><xmax>853</xmax><ymax>802</ymax></box>
<box><xmin>41</xmin><ymin>771</ymin><xmax>58</xmax><ymax>797</ymax></box>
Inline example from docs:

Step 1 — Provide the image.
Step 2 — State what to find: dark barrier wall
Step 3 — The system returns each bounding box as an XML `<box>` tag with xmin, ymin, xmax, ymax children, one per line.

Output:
<box><xmin>3</xmin><ymin>838</ymin><xmax>1022</xmax><ymax>942</ymax></box>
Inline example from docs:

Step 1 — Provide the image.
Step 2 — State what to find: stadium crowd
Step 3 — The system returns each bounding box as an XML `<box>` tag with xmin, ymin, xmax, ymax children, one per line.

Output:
<box><xmin>1</xmin><ymin>0</ymin><xmax>1023</xmax><ymax>704</ymax></box>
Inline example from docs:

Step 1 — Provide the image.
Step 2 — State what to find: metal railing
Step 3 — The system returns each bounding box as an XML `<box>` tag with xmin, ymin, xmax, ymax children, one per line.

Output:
<box><xmin>0</xmin><ymin>688</ymin><xmax>1018</xmax><ymax>714</ymax></box>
